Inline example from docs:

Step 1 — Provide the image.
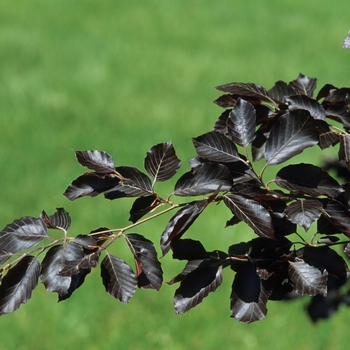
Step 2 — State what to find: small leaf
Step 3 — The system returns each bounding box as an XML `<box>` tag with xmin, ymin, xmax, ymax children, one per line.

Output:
<box><xmin>223</xmin><ymin>194</ymin><xmax>274</xmax><ymax>239</ymax></box>
<box><xmin>230</xmin><ymin>263</ymin><xmax>271</xmax><ymax>323</ymax></box>
<box><xmin>174</xmin><ymin>163</ymin><xmax>232</xmax><ymax>196</ymax></box>
<box><xmin>0</xmin><ymin>216</ymin><xmax>48</xmax><ymax>254</ymax></box>
<box><xmin>288</xmin><ymin>261</ymin><xmax>328</xmax><ymax>296</ymax></box>
<box><xmin>288</xmin><ymin>73</ymin><xmax>317</xmax><ymax>97</ymax></box>
<box><xmin>160</xmin><ymin>200</ymin><xmax>208</xmax><ymax>256</ymax></box>
<box><xmin>0</xmin><ymin>256</ymin><xmax>40</xmax><ymax>315</ymax></box>
<box><xmin>285</xmin><ymin>95</ymin><xmax>326</xmax><ymax>120</ymax></box>
<box><xmin>100</xmin><ymin>254</ymin><xmax>137</xmax><ymax>303</ymax></box>
<box><xmin>226</xmin><ymin>98</ymin><xmax>256</xmax><ymax>147</ymax></box>
<box><xmin>265</xmin><ymin>110</ymin><xmax>319</xmax><ymax>165</ymax></box>
<box><xmin>144</xmin><ymin>141</ymin><xmax>181</xmax><ymax>183</ymax></box>
<box><xmin>192</xmin><ymin>131</ymin><xmax>240</xmax><ymax>163</ymax></box>
<box><xmin>40</xmin><ymin>208</ymin><xmax>71</xmax><ymax>234</ymax></box>
<box><xmin>75</xmin><ymin>150</ymin><xmax>116</xmax><ymax>174</ymax></box>
<box><xmin>285</xmin><ymin>199</ymin><xmax>323</xmax><ymax>231</ymax></box>
<box><xmin>125</xmin><ymin>233</ymin><xmax>163</xmax><ymax>290</ymax></box>
<box><xmin>314</xmin><ymin>119</ymin><xmax>339</xmax><ymax>150</ymax></box>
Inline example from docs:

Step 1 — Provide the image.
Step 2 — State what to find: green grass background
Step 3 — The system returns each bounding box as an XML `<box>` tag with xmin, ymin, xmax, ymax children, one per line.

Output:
<box><xmin>0</xmin><ymin>0</ymin><xmax>349</xmax><ymax>349</ymax></box>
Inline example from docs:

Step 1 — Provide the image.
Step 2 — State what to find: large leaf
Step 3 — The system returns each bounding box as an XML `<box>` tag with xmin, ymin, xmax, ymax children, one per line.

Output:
<box><xmin>285</xmin><ymin>199</ymin><xmax>323</xmax><ymax>231</ymax></box>
<box><xmin>172</xmin><ymin>259</ymin><xmax>223</xmax><ymax>314</ymax></box>
<box><xmin>226</xmin><ymin>98</ymin><xmax>256</xmax><ymax>147</ymax></box>
<box><xmin>288</xmin><ymin>261</ymin><xmax>328</xmax><ymax>296</ymax></box>
<box><xmin>40</xmin><ymin>208</ymin><xmax>71</xmax><ymax>234</ymax></box>
<box><xmin>174</xmin><ymin>163</ymin><xmax>232</xmax><ymax>196</ymax></box>
<box><xmin>275</xmin><ymin>164</ymin><xmax>344</xmax><ymax>198</ymax></box>
<box><xmin>265</xmin><ymin>110</ymin><xmax>319</xmax><ymax>165</ymax></box>
<box><xmin>104</xmin><ymin>166</ymin><xmax>153</xmax><ymax>199</ymax></box>
<box><xmin>215</xmin><ymin>82</ymin><xmax>275</xmax><ymax>104</ymax></box>
<box><xmin>40</xmin><ymin>244</ymin><xmax>85</xmax><ymax>299</ymax></box>
<box><xmin>75</xmin><ymin>150</ymin><xmax>116</xmax><ymax>174</ymax></box>
<box><xmin>0</xmin><ymin>216</ymin><xmax>47</xmax><ymax>254</ymax></box>
<box><xmin>125</xmin><ymin>233</ymin><xmax>163</xmax><ymax>290</ymax></box>
<box><xmin>223</xmin><ymin>194</ymin><xmax>274</xmax><ymax>239</ymax></box>
<box><xmin>160</xmin><ymin>199</ymin><xmax>208</xmax><ymax>256</ymax></box>
<box><xmin>285</xmin><ymin>95</ymin><xmax>326</xmax><ymax>120</ymax></box>
<box><xmin>192</xmin><ymin>131</ymin><xmax>240</xmax><ymax>163</ymax></box>
<box><xmin>288</xmin><ymin>73</ymin><xmax>317</xmax><ymax>97</ymax></box>
<box><xmin>171</xmin><ymin>239</ymin><xmax>209</xmax><ymax>261</ymax></box>
<box><xmin>100</xmin><ymin>253</ymin><xmax>137</xmax><ymax>303</ymax></box>
<box><xmin>230</xmin><ymin>263</ymin><xmax>271</xmax><ymax>323</ymax></box>
<box><xmin>144</xmin><ymin>141</ymin><xmax>181</xmax><ymax>183</ymax></box>
<box><xmin>0</xmin><ymin>256</ymin><xmax>40</xmax><ymax>315</ymax></box>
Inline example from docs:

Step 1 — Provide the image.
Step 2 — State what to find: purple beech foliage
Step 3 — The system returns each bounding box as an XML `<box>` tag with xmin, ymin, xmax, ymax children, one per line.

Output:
<box><xmin>2</xmin><ymin>74</ymin><xmax>350</xmax><ymax>323</ymax></box>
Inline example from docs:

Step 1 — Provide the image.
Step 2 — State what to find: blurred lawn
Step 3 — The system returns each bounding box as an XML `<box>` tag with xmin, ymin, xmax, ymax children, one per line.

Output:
<box><xmin>0</xmin><ymin>0</ymin><xmax>350</xmax><ymax>349</ymax></box>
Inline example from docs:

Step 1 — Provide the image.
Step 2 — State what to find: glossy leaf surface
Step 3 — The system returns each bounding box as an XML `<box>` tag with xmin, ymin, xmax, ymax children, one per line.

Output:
<box><xmin>144</xmin><ymin>141</ymin><xmax>181</xmax><ymax>183</ymax></box>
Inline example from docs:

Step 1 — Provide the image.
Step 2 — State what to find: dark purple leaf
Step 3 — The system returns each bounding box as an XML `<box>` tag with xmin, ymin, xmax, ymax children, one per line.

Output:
<box><xmin>339</xmin><ymin>134</ymin><xmax>350</xmax><ymax>163</ymax></box>
<box><xmin>0</xmin><ymin>250</ymin><xmax>12</xmax><ymax>265</ymax></box>
<box><xmin>285</xmin><ymin>95</ymin><xmax>326</xmax><ymax>120</ymax></box>
<box><xmin>212</xmin><ymin>109</ymin><xmax>230</xmax><ymax>134</ymax></box>
<box><xmin>75</xmin><ymin>150</ymin><xmax>116</xmax><ymax>174</ymax></box>
<box><xmin>173</xmin><ymin>259</ymin><xmax>223</xmax><ymax>314</ymax></box>
<box><xmin>215</xmin><ymin>82</ymin><xmax>275</xmax><ymax>104</ymax></box>
<box><xmin>40</xmin><ymin>244</ymin><xmax>85</xmax><ymax>298</ymax></box>
<box><xmin>230</xmin><ymin>263</ymin><xmax>271</xmax><ymax>323</ymax></box>
<box><xmin>40</xmin><ymin>208</ymin><xmax>71</xmax><ymax>234</ymax></box>
<box><xmin>192</xmin><ymin>131</ymin><xmax>240</xmax><ymax>163</ymax></box>
<box><xmin>320</xmin><ymin>199</ymin><xmax>350</xmax><ymax>237</ymax></box>
<box><xmin>315</xmin><ymin>84</ymin><xmax>338</xmax><ymax>101</ymax></box>
<box><xmin>73</xmin><ymin>234</ymin><xmax>98</xmax><ymax>250</ymax></box>
<box><xmin>174</xmin><ymin>163</ymin><xmax>232</xmax><ymax>196</ymax></box>
<box><xmin>171</xmin><ymin>239</ymin><xmax>209</xmax><ymax>261</ymax></box>
<box><xmin>288</xmin><ymin>261</ymin><xmax>328</xmax><ymax>296</ymax></box>
<box><xmin>323</xmin><ymin>105</ymin><xmax>350</xmax><ymax>129</ymax></box>
<box><xmin>223</xmin><ymin>194</ymin><xmax>274</xmax><ymax>239</ymax></box>
<box><xmin>275</xmin><ymin>164</ymin><xmax>344</xmax><ymax>198</ymax></box>
<box><xmin>268</xmin><ymin>80</ymin><xmax>298</xmax><ymax>103</ymax></box>
<box><xmin>314</xmin><ymin>119</ymin><xmax>339</xmax><ymax>149</ymax></box>
<box><xmin>125</xmin><ymin>233</ymin><xmax>163</xmax><ymax>290</ymax></box>
<box><xmin>285</xmin><ymin>199</ymin><xmax>323</xmax><ymax>231</ymax></box>
<box><xmin>144</xmin><ymin>141</ymin><xmax>181</xmax><ymax>183</ymax></box>
<box><xmin>0</xmin><ymin>256</ymin><xmax>40</xmax><ymax>315</ymax></box>
<box><xmin>104</xmin><ymin>166</ymin><xmax>153</xmax><ymax>199</ymax></box>
<box><xmin>129</xmin><ymin>195</ymin><xmax>162</xmax><ymax>223</ymax></box>
<box><xmin>213</xmin><ymin>94</ymin><xmax>236</xmax><ymax>108</ymax></box>
<box><xmin>100</xmin><ymin>254</ymin><xmax>137</xmax><ymax>303</ymax></box>
<box><xmin>0</xmin><ymin>216</ymin><xmax>47</xmax><ymax>254</ymax></box>
<box><xmin>64</xmin><ymin>173</ymin><xmax>120</xmax><ymax>200</ymax></box>
<box><xmin>288</xmin><ymin>73</ymin><xmax>317</xmax><ymax>97</ymax></box>
<box><xmin>297</xmin><ymin>246</ymin><xmax>348</xmax><ymax>281</ymax></box>
<box><xmin>226</xmin><ymin>98</ymin><xmax>256</xmax><ymax>147</ymax></box>
<box><xmin>58</xmin><ymin>268</ymin><xmax>91</xmax><ymax>302</ymax></box>
<box><xmin>265</xmin><ymin>110</ymin><xmax>319</xmax><ymax>165</ymax></box>
<box><xmin>160</xmin><ymin>200</ymin><xmax>208</xmax><ymax>256</ymax></box>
